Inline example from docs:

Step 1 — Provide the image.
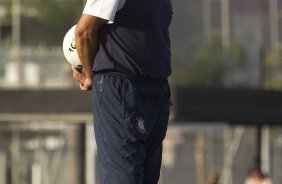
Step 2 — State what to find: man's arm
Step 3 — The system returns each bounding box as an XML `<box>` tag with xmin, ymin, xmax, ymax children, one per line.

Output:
<box><xmin>73</xmin><ymin>14</ymin><xmax>107</xmax><ymax>91</ymax></box>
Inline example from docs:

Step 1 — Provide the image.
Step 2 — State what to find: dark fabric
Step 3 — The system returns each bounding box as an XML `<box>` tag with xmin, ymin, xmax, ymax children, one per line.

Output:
<box><xmin>93</xmin><ymin>72</ymin><xmax>170</xmax><ymax>184</ymax></box>
<box><xmin>93</xmin><ymin>0</ymin><xmax>173</xmax><ymax>80</ymax></box>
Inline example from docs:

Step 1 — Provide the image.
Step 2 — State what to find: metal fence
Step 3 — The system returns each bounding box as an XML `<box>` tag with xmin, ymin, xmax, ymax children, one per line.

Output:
<box><xmin>1</xmin><ymin>121</ymin><xmax>282</xmax><ymax>184</ymax></box>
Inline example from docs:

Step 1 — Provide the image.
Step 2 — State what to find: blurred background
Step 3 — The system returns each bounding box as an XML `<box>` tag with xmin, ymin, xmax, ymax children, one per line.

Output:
<box><xmin>1</xmin><ymin>0</ymin><xmax>282</xmax><ymax>183</ymax></box>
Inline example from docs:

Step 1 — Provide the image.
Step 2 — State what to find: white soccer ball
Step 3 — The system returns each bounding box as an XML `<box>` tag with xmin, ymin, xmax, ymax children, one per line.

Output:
<box><xmin>63</xmin><ymin>25</ymin><xmax>82</xmax><ymax>69</ymax></box>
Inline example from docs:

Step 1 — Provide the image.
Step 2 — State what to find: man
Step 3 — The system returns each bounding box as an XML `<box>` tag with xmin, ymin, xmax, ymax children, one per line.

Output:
<box><xmin>244</xmin><ymin>168</ymin><xmax>272</xmax><ymax>184</ymax></box>
<box><xmin>72</xmin><ymin>0</ymin><xmax>173</xmax><ymax>183</ymax></box>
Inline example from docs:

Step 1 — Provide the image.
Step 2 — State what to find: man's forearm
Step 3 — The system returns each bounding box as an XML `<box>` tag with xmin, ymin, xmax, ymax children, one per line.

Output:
<box><xmin>75</xmin><ymin>29</ymin><xmax>98</xmax><ymax>78</ymax></box>
<box><xmin>75</xmin><ymin>14</ymin><xmax>107</xmax><ymax>78</ymax></box>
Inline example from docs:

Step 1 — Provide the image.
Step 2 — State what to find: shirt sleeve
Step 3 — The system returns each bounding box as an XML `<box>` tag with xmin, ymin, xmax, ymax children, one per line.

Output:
<box><xmin>82</xmin><ymin>0</ymin><xmax>125</xmax><ymax>24</ymax></box>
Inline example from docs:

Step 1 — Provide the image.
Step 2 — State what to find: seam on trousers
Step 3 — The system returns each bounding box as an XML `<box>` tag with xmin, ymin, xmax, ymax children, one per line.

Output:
<box><xmin>97</xmin><ymin>75</ymin><xmax>110</xmax><ymax>184</ymax></box>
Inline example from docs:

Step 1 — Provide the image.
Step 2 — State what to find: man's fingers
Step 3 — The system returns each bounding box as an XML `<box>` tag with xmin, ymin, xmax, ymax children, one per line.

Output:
<box><xmin>79</xmin><ymin>77</ymin><xmax>93</xmax><ymax>91</ymax></box>
<box><xmin>72</xmin><ymin>66</ymin><xmax>86</xmax><ymax>83</ymax></box>
<box><xmin>79</xmin><ymin>83</ymin><xmax>86</xmax><ymax>90</ymax></box>
<box><xmin>72</xmin><ymin>67</ymin><xmax>92</xmax><ymax>91</ymax></box>
<box><xmin>79</xmin><ymin>82</ymin><xmax>92</xmax><ymax>91</ymax></box>
<box><xmin>73</xmin><ymin>71</ymin><xmax>85</xmax><ymax>83</ymax></box>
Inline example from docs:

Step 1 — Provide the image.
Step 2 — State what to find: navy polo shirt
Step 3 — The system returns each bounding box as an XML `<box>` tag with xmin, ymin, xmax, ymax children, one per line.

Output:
<box><xmin>92</xmin><ymin>0</ymin><xmax>173</xmax><ymax>80</ymax></box>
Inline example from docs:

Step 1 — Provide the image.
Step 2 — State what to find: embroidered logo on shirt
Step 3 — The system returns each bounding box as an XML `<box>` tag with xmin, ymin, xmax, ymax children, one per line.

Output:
<box><xmin>136</xmin><ymin>116</ymin><xmax>146</xmax><ymax>134</ymax></box>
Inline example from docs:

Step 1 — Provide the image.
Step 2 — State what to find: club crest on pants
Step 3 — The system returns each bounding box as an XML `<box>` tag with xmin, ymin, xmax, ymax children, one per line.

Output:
<box><xmin>136</xmin><ymin>116</ymin><xmax>146</xmax><ymax>133</ymax></box>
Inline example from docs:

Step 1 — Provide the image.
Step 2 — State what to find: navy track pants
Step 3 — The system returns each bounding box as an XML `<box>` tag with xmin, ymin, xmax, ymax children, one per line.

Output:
<box><xmin>92</xmin><ymin>72</ymin><xmax>170</xmax><ymax>184</ymax></box>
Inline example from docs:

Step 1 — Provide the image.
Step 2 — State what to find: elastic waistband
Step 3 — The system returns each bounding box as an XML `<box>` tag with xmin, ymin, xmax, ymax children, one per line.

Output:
<box><xmin>94</xmin><ymin>70</ymin><xmax>167</xmax><ymax>83</ymax></box>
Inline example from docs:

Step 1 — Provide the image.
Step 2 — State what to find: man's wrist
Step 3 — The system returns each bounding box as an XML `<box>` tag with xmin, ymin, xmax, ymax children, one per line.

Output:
<box><xmin>85</xmin><ymin>71</ymin><xmax>94</xmax><ymax>79</ymax></box>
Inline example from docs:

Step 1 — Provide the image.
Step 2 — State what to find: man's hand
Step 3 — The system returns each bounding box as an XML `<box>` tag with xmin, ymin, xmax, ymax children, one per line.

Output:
<box><xmin>72</xmin><ymin>66</ymin><xmax>92</xmax><ymax>91</ymax></box>
<box><xmin>80</xmin><ymin>77</ymin><xmax>93</xmax><ymax>91</ymax></box>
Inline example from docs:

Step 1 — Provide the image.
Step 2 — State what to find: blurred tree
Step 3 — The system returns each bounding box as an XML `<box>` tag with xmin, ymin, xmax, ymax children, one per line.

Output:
<box><xmin>1</xmin><ymin>0</ymin><xmax>11</xmax><ymax>19</ymax></box>
<box><xmin>261</xmin><ymin>50</ymin><xmax>282</xmax><ymax>89</ymax></box>
<box><xmin>22</xmin><ymin>0</ymin><xmax>83</xmax><ymax>46</ymax></box>
<box><xmin>171</xmin><ymin>36</ymin><xmax>245</xmax><ymax>87</ymax></box>
<box><xmin>3</xmin><ymin>0</ymin><xmax>83</xmax><ymax>46</ymax></box>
